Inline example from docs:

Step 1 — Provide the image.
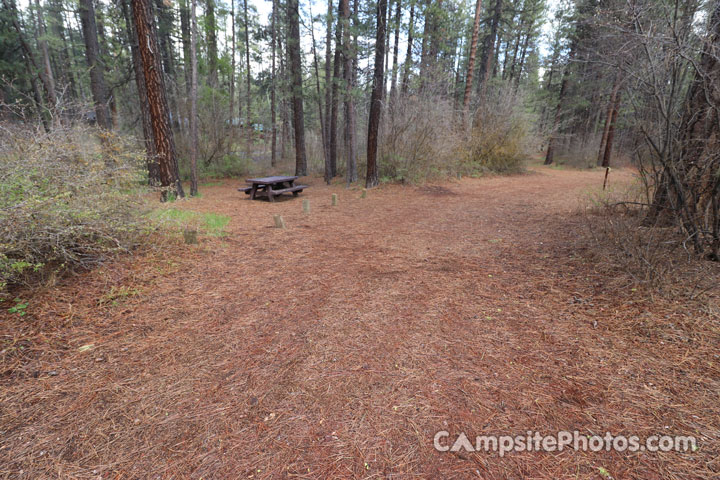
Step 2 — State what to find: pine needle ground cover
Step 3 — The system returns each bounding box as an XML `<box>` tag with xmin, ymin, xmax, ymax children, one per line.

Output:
<box><xmin>1</xmin><ymin>170</ymin><xmax>718</xmax><ymax>479</ymax></box>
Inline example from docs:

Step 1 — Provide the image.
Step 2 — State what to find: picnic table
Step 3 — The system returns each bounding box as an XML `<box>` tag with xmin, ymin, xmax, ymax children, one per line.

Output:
<box><xmin>239</xmin><ymin>175</ymin><xmax>308</xmax><ymax>202</ymax></box>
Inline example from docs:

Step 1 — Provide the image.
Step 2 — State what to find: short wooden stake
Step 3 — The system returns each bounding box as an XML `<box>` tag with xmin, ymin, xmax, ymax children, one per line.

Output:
<box><xmin>302</xmin><ymin>199</ymin><xmax>310</xmax><ymax>213</ymax></box>
<box><xmin>331</xmin><ymin>193</ymin><xmax>338</xmax><ymax>206</ymax></box>
<box><xmin>603</xmin><ymin>167</ymin><xmax>611</xmax><ymax>191</ymax></box>
<box><xmin>183</xmin><ymin>228</ymin><xmax>198</xmax><ymax>244</ymax></box>
<box><xmin>360</xmin><ymin>189</ymin><xmax>367</xmax><ymax>199</ymax></box>
<box><xmin>273</xmin><ymin>214</ymin><xmax>286</xmax><ymax>229</ymax></box>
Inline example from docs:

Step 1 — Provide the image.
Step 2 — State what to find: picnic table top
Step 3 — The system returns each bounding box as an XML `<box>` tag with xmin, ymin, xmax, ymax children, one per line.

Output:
<box><xmin>246</xmin><ymin>175</ymin><xmax>299</xmax><ymax>184</ymax></box>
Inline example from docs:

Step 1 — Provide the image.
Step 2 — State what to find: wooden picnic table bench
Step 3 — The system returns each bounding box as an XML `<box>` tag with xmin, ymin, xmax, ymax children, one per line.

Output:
<box><xmin>238</xmin><ymin>175</ymin><xmax>308</xmax><ymax>202</ymax></box>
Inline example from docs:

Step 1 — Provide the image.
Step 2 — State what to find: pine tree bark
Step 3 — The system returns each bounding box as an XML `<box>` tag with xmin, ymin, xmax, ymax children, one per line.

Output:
<box><xmin>243</xmin><ymin>0</ymin><xmax>251</xmax><ymax>158</ymax></box>
<box><xmin>389</xmin><ymin>0</ymin><xmax>401</xmax><ymax>108</ymax></box>
<box><xmin>544</xmin><ymin>42</ymin><xmax>576</xmax><ymax>165</ymax></box>
<box><xmin>33</xmin><ymin>0</ymin><xmax>58</xmax><ymax>117</ymax></box>
<box><xmin>47</xmin><ymin>0</ymin><xmax>77</xmax><ymax>99</ymax></box>
<box><xmin>329</xmin><ymin>9</ymin><xmax>342</xmax><ymax>179</ymax></box>
<box><xmin>600</xmin><ymin>91</ymin><xmax>620</xmax><ymax>168</ymax></box>
<box><xmin>179</xmin><ymin>0</ymin><xmax>192</xmax><ymax>95</ymax></box>
<box><xmin>308</xmin><ymin>0</ymin><xmax>329</xmax><ymax>182</ymax></box>
<box><xmin>206</xmin><ymin>0</ymin><xmax>218</xmax><ymax>87</ymax></box>
<box><xmin>4</xmin><ymin>0</ymin><xmax>56</xmax><ymax>119</ymax></box>
<box><xmin>476</xmin><ymin>0</ymin><xmax>502</xmax><ymax>100</ymax></box>
<box><xmin>287</xmin><ymin>0</ymin><xmax>307</xmax><ymax>175</ymax></box>
<box><xmin>131</xmin><ymin>0</ymin><xmax>185</xmax><ymax>199</ymax></box>
<box><xmin>366</xmin><ymin>0</ymin><xmax>387</xmax><ymax>188</ymax></box>
<box><xmin>189</xmin><ymin>0</ymin><xmax>199</xmax><ymax>195</ymax></box>
<box><xmin>648</xmin><ymin>0</ymin><xmax>720</xmax><ymax>258</ymax></box>
<box><xmin>121</xmin><ymin>0</ymin><xmax>158</xmax><ymax>183</ymax></box>
<box><xmin>229</xmin><ymin>0</ymin><xmax>236</xmax><ymax>119</ymax></box>
<box><xmin>400</xmin><ymin>1</ymin><xmax>414</xmax><ymax>95</ymax></box>
<box><xmin>462</xmin><ymin>0</ymin><xmax>483</xmax><ymax>114</ymax></box>
<box><xmin>78</xmin><ymin>0</ymin><xmax>111</xmax><ymax>129</ymax></box>
<box><xmin>325</xmin><ymin>0</ymin><xmax>334</xmax><ymax>160</ymax></box>
<box><xmin>270</xmin><ymin>0</ymin><xmax>278</xmax><ymax>166</ymax></box>
<box><xmin>341</xmin><ymin>0</ymin><xmax>356</xmax><ymax>184</ymax></box>
<box><xmin>597</xmin><ymin>71</ymin><xmax>621</xmax><ymax>166</ymax></box>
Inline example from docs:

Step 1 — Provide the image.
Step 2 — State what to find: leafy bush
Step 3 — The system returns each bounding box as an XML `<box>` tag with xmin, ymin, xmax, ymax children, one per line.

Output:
<box><xmin>0</xmin><ymin>124</ymin><xmax>147</xmax><ymax>290</ymax></box>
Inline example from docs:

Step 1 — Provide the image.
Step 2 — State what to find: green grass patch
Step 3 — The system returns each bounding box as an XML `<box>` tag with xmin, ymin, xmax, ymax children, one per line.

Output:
<box><xmin>150</xmin><ymin>208</ymin><xmax>231</xmax><ymax>237</ymax></box>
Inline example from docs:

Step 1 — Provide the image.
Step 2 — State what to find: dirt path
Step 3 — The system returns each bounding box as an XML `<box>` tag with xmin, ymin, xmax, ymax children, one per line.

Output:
<box><xmin>1</xmin><ymin>167</ymin><xmax>718</xmax><ymax>479</ymax></box>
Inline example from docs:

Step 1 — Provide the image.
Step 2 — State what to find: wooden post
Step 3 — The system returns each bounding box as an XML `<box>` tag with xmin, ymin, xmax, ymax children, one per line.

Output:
<box><xmin>302</xmin><ymin>198</ymin><xmax>310</xmax><ymax>213</ymax></box>
<box><xmin>360</xmin><ymin>189</ymin><xmax>367</xmax><ymax>198</ymax></box>
<box><xmin>331</xmin><ymin>193</ymin><xmax>338</xmax><ymax>206</ymax></box>
<box><xmin>603</xmin><ymin>167</ymin><xmax>610</xmax><ymax>191</ymax></box>
<box><xmin>273</xmin><ymin>214</ymin><xmax>286</xmax><ymax>228</ymax></box>
<box><xmin>183</xmin><ymin>228</ymin><xmax>198</xmax><ymax>244</ymax></box>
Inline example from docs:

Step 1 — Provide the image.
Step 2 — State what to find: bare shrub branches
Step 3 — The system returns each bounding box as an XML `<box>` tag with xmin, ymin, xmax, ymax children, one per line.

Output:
<box><xmin>0</xmin><ymin>123</ymin><xmax>147</xmax><ymax>290</ymax></box>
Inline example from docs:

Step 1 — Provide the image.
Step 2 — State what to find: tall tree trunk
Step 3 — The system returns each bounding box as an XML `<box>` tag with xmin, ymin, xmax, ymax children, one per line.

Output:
<box><xmin>287</xmin><ymin>0</ymin><xmax>307</xmax><ymax>175</ymax></box>
<box><xmin>270</xmin><ymin>0</ymin><xmax>278</xmax><ymax>166</ymax></box>
<box><xmin>325</xmin><ymin>0</ymin><xmax>334</xmax><ymax>160</ymax></box>
<box><xmin>153</xmin><ymin>0</ymin><xmax>174</xmax><ymax>77</ymax></box>
<box><xmin>514</xmin><ymin>28</ymin><xmax>532</xmax><ymax>90</ymax></box>
<box><xmin>95</xmin><ymin>6</ymin><xmax>118</xmax><ymax>129</ymax></box>
<box><xmin>34</xmin><ymin>0</ymin><xmax>58</xmax><ymax>117</ymax></box>
<box><xmin>400</xmin><ymin>0</ymin><xmax>414</xmax><ymax>95</ymax></box>
<box><xmin>179</xmin><ymin>0</ymin><xmax>192</xmax><ymax>95</ymax></box>
<box><xmin>419</xmin><ymin>0</ymin><xmax>434</xmax><ymax>90</ymax></box>
<box><xmin>206</xmin><ymin>0</ymin><xmax>218</xmax><ymax>87</ymax></box>
<box><xmin>384</xmin><ymin>0</ymin><xmax>392</xmax><ymax>96</ymax></box>
<box><xmin>601</xmin><ymin>91</ymin><xmax>620</xmax><ymax>168</ymax></box>
<box><xmin>389</xmin><ymin>0</ymin><xmax>401</xmax><ymax>108</ymax></box>
<box><xmin>229</xmin><ymin>0</ymin><xmax>235</xmax><ymax>119</ymax></box>
<box><xmin>78</xmin><ymin>0</ymin><xmax>111</xmax><ymax>129</ymax></box>
<box><xmin>4</xmin><ymin>0</ymin><xmax>57</xmax><ymax>120</ymax></box>
<box><xmin>329</xmin><ymin>7</ymin><xmax>342</xmax><ymax>180</ymax></box>
<box><xmin>278</xmin><ymin>30</ymin><xmax>288</xmax><ymax>161</ymax></box>
<box><xmin>131</xmin><ymin>0</ymin><xmax>185</xmax><ymax>199</ymax></box>
<box><xmin>47</xmin><ymin>0</ymin><xmax>77</xmax><ymax>100</ymax></box>
<box><xmin>462</xmin><ymin>0</ymin><xmax>483</xmax><ymax>114</ymax></box>
<box><xmin>648</xmin><ymin>0</ymin><xmax>720</xmax><ymax>257</ymax></box>
<box><xmin>597</xmin><ymin>71</ymin><xmax>621</xmax><ymax>166</ymax></box>
<box><xmin>121</xmin><ymin>0</ymin><xmax>158</xmax><ymax>183</ymax></box>
<box><xmin>366</xmin><ymin>0</ymin><xmax>387</xmax><ymax>188</ymax></box>
<box><xmin>308</xmin><ymin>0</ymin><xmax>329</xmax><ymax>181</ymax></box>
<box><xmin>476</xmin><ymin>0</ymin><xmax>502</xmax><ymax>100</ymax></box>
<box><xmin>341</xmin><ymin>0</ymin><xmax>356</xmax><ymax>184</ymax></box>
<box><xmin>543</xmin><ymin>72</ymin><xmax>569</xmax><ymax>165</ymax></box>
<box><xmin>189</xmin><ymin>0</ymin><xmax>199</xmax><ymax>195</ymax></box>
<box><xmin>244</xmin><ymin>0</ymin><xmax>251</xmax><ymax>158</ymax></box>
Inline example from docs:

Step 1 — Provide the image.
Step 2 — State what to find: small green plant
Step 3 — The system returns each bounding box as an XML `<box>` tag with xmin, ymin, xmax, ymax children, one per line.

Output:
<box><xmin>150</xmin><ymin>208</ymin><xmax>230</xmax><ymax>237</ymax></box>
<box><xmin>8</xmin><ymin>298</ymin><xmax>28</xmax><ymax>316</ymax></box>
<box><xmin>98</xmin><ymin>286</ymin><xmax>141</xmax><ymax>307</ymax></box>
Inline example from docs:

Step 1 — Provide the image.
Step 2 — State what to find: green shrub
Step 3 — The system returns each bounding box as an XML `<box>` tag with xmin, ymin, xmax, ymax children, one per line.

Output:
<box><xmin>149</xmin><ymin>208</ymin><xmax>230</xmax><ymax>237</ymax></box>
<box><xmin>461</xmin><ymin>87</ymin><xmax>533</xmax><ymax>176</ymax></box>
<box><xmin>0</xmin><ymin>125</ymin><xmax>147</xmax><ymax>291</ymax></box>
<box><xmin>179</xmin><ymin>152</ymin><xmax>252</xmax><ymax>181</ymax></box>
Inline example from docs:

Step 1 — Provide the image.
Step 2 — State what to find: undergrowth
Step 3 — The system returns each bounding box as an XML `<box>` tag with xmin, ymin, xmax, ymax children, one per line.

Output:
<box><xmin>0</xmin><ymin>124</ymin><xmax>148</xmax><ymax>293</ymax></box>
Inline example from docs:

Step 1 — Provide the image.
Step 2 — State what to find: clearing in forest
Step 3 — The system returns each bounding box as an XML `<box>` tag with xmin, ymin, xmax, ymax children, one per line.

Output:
<box><xmin>1</xmin><ymin>167</ymin><xmax>718</xmax><ymax>479</ymax></box>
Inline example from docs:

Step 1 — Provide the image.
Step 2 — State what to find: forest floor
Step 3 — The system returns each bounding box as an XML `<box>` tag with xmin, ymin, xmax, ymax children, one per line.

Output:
<box><xmin>1</xmin><ymin>166</ymin><xmax>719</xmax><ymax>479</ymax></box>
